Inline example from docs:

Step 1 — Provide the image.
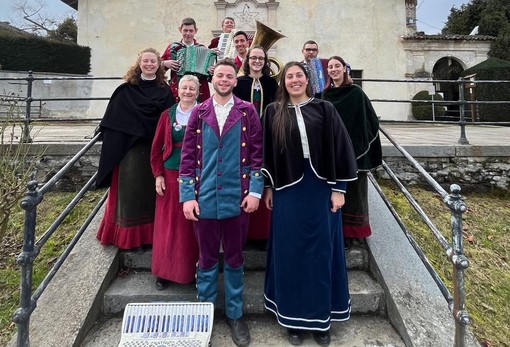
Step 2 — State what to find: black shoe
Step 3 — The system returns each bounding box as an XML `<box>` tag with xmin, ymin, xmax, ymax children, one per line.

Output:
<box><xmin>226</xmin><ymin>317</ymin><xmax>251</xmax><ymax>347</ymax></box>
<box><xmin>287</xmin><ymin>329</ymin><xmax>303</xmax><ymax>345</ymax></box>
<box><xmin>155</xmin><ymin>277</ymin><xmax>171</xmax><ymax>291</ymax></box>
<box><xmin>344</xmin><ymin>237</ymin><xmax>353</xmax><ymax>250</ymax></box>
<box><xmin>312</xmin><ymin>330</ymin><xmax>330</xmax><ymax>346</ymax></box>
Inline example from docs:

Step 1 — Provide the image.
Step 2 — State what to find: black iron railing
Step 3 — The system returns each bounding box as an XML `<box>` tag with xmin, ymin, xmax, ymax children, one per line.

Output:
<box><xmin>370</xmin><ymin>126</ymin><xmax>470</xmax><ymax>347</ymax></box>
<box><xmin>2</xmin><ymin>71</ymin><xmax>505</xmax><ymax>347</ymax></box>
<box><xmin>11</xmin><ymin>133</ymin><xmax>106</xmax><ymax>347</ymax></box>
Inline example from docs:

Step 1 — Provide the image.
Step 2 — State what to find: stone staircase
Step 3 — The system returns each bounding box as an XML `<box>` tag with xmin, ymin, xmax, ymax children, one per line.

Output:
<box><xmin>81</xmin><ymin>241</ymin><xmax>406</xmax><ymax>346</ymax></box>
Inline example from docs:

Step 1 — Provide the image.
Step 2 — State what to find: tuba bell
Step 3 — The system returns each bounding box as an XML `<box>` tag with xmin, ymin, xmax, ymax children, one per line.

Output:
<box><xmin>245</xmin><ymin>21</ymin><xmax>285</xmax><ymax>79</ymax></box>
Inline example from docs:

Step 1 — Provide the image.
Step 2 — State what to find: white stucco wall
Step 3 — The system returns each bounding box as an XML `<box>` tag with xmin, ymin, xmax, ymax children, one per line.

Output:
<box><xmin>73</xmin><ymin>0</ymin><xmax>428</xmax><ymax>120</ymax></box>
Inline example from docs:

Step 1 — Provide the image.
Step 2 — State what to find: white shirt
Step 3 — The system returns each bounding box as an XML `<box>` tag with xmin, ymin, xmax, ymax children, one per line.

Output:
<box><xmin>176</xmin><ymin>102</ymin><xmax>197</xmax><ymax>126</ymax></box>
<box><xmin>294</xmin><ymin>105</ymin><xmax>310</xmax><ymax>158</ymax></box>
<box><xmin>213</xmin><ymin>95</ymin><xmax>234</xmax><ymax>135</ymax></box>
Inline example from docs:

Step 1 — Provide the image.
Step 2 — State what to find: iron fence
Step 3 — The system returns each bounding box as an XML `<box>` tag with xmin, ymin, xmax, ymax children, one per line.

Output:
<box><xmin>371</xmin><ymin>126</ymin><xmax>471</xmax><ymax>346</ymax></box>
<box><xmin>2</xmin><ymin>71</ymin><xmax>504</xmax><ymax>346</ymax></box>
<box><xmin>1</xmin><ymin>71</ymin><xmax>509</xmax><ymax>145</ymax></box>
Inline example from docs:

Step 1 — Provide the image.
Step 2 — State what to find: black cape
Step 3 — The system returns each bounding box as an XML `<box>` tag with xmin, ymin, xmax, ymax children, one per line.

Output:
<box><xmin>262</xmin><ymin>98</ymin><xmax>358</xmax><ymax>189</ymax></box>
<box><xmin>233</xmin><ymin>75</ymin><xmax>278</xmax><ymax>116</ymax></box>
<box><xmin>322</xmin><ymin>85</ymin><xmax>382</xmax><ymax>171</ymax></box>
<box><xmin>96</xmin><ymin>80</ymin><xmax>174</xmax><ymax>188</ymax></box>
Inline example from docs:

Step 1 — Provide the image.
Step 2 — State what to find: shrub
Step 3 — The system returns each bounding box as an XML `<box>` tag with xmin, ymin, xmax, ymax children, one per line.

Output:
<box><xmin>462</xmin><ymin>57</ymin><xmax>510</xmax><ymax>122</ymax></box>
<box><xmin>0</xmin><ymin>32</ymin><xmax>90</xmax><ymax>74</ymax></box>
<box><xmin>411</xmin><ymin>90</ymin><xmax>446</xmax><ymax>120</ymax></box>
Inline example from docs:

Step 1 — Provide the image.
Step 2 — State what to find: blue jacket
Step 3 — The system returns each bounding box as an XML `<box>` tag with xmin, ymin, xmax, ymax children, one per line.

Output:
<box><xmin>179</xmin><ymin>95</ymin><xmax>263</xmax><ymax>219</ymax></box>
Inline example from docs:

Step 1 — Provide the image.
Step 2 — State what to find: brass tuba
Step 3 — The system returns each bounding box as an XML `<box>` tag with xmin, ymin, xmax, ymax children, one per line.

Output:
<box><xmin>246</xmin><ymin>21</ymin><xmax>285</xmax><ymax>79</ymax></box>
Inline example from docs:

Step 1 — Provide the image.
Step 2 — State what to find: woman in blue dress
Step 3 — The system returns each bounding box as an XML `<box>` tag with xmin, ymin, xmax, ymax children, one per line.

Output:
<box><xmin>262</xmin><ymin>62</ymin><xmax>358</xmax><ymax>346</ymax></box>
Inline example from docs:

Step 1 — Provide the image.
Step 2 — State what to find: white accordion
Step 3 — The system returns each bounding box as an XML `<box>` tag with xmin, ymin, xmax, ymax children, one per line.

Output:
<box><xmin>118</xmin><ymin>302</ymin><xmax>214</xmax><ymax>347</ymax></box>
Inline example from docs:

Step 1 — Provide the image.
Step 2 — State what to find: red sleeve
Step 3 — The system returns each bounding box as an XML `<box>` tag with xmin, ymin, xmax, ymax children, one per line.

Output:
<box><xmin>161</xmin><ymin>43</ymin><xmax>172</xmax><ymax>61</ymax></box>
<box><xmin>150</xmin><ymin>109</ymin><xmax>171</xmax><ymax>177</ymax></box>
<box><xmin>208</xmin><ymin>36</ymin><xmax>219</xmax><ymax>49</ymax></box>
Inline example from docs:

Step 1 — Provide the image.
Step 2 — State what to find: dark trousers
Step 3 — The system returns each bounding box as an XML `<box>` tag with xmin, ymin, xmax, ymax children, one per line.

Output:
<box><xmin>193</xmin><ymin>213</ymin><xmax>249</xmax><ymax>269</ymax></box>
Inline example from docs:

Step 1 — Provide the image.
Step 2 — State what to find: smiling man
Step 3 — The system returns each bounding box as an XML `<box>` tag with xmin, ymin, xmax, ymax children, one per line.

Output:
<box><xmin>232</xmin><ymin>31</ymin><xmax>250</xmax><ymax>70</ymax></box>
<box><xmin>300</xmin><ymin>40</ymin><xmax>329</xmax><ymax>97</ymax></box>
<box><xmin>178</xmin><ymin>59</ymin><xmax>263</xmax><ymax>347</ymax></box>
<box><xmin>161</xmin><ymin>17</ymin><xmax>211</xmax><ymax>102</ymax></box>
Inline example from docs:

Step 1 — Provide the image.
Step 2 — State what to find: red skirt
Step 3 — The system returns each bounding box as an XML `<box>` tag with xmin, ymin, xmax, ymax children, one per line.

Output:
<box><xmin>96</xmin><ymin>140</ymin><xmax>156</xmax><ymax>249</ymax></box>
<box><xmin>96</xmin><ymin>166</ymin><xmax>155</xmax><ymax>249</ymax></box>
<box><xmin>151</xmin><ymin>169</ymin><xmax>199</xmax><ymax>284</ymax></box>
<box><xmin>342</xmin><ymin>172</ymin><xmax>372</xmax><ymax>238</ymax></box>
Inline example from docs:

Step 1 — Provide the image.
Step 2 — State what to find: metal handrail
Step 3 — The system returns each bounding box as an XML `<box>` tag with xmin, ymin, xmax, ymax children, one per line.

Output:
<box><xmin>372</xmin><ymin>126</ymin><xmax>470</xmax><ymax>347</ymax></box>
<box><xmin>2</xmin><ymin>70</ymin><xmax>487</xmax><ymax>347</ymax></box>
<box><xmin>11</xmin><ymin>133</ymin><xmax>104</xmax><ymax>347</ymax></box>
<box><xmin>1</xmin><ymin>71</ymin><xmax>509</xmax><ymax>144</ymax></box>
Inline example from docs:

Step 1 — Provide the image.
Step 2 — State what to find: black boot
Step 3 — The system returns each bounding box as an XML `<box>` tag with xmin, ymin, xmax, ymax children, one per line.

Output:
<box><xmin>226</xmin><ymin>317</ymin><xmax>250</xmax><ymax>347</ymax></box>
<box><xmin>287</xmin><ymin>328</ymin><xmax>304</xmax><ymax>345</ymax></box>
<box><xmin>312</xmin><ymin>330</ymin><xmax>331</xmax><ymax>346</ymax></box>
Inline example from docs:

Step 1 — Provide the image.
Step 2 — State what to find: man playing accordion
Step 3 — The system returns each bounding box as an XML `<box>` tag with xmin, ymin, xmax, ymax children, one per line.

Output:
<box><xmin>300</xmin><ymin>40</ymin><xmax>329</xmax><ymax>98</ymax></box>
<box><xmin>161</xmin><ymin>17</ymin><xmax>213</xmax><ymax>102</ymax></box>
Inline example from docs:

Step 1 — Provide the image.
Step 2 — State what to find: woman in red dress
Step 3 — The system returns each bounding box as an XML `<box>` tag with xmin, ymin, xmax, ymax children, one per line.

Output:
<box><xmin>150</xmin><ymin>75</ymin><xmax>200</xmax><ymax>289</ymax></box>
<box><xmin>233</xmin><ymin>45</ymin><xmax>278</xmax><ymax>248</ymax></box>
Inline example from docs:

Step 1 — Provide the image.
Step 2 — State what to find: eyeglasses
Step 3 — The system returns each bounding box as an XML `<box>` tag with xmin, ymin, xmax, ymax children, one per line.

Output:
<box><xmin>304</xmin><ymin>48</ymin><xmax>318</xmax><ymax>52</ymax></box>
<box><xmin>249</xmin><ymin>56</ymin><xmax>265</xmax><ymax>61</ymax></box>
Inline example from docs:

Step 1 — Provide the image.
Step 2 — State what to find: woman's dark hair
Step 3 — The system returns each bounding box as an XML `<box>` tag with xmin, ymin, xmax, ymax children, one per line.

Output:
<box><xmin>242</xmin><ymin>45</ymin><xmax>271</xmax><ymax>76</ymax></box>
<box><xmin>272</xmin><ymin>61</ymin><xmax>311</xmax><ymax>149</ymax></box>
<box><xmin>124</xmin><ymin>47</ymin><xmax>167</xmax><ymax>87</ymax></box>
<box><xmin>323</xmin><ymin>55</ymin><xmax>351</xmax><ymax>92</ymax></box>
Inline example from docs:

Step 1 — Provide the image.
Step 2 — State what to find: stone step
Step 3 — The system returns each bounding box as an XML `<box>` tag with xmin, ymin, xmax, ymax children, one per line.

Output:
<box><xmin>121</xmin><ymin>244</ymin><xmax>369</xmax><ymax>271</ymax></box>
<box><xmin>102</xmin><ymin>270</ymin><xmax>384</xmax><ymax>317</ymax></box>
<box><xmin>82</xmin><ymin>313</ymin><xmax>405</xmax><ymax>347</ymax></box>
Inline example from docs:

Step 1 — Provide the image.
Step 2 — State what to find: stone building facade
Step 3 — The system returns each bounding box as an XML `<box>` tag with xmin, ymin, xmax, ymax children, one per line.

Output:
<box><xmin>59</xmin><ymin>0</ymin><xmax>493</xmax><ymax>120</ymax></box>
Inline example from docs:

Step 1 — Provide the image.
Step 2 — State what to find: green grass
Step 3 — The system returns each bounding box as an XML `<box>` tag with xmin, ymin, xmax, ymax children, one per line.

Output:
<box><xmin>0</xmin><ymin>190</ymin><xmax>105</xmax><ymax>347</ymax></box>
<box><xmin>378</xmin><ymin>180</ymin><xmax>510</xmax><ymax>347</ymax></box>
<box><xmin>1</xmin><ymin>183</ymin><xmax>508</xmax><ymax>346</ymax></box>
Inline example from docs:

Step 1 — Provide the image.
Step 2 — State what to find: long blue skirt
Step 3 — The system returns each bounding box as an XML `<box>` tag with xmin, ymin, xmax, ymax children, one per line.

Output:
<box><xmin>264</xmin><ymin>161</ymin><xmax>351</xmax><ymax>331</ymax></box>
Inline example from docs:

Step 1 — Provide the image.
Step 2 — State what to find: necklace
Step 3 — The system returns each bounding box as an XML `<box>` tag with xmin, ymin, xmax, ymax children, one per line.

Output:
<box><xmin>141</xmin><ymin>74</ymin><xmax>156</xmax><ymax>81</ymax></box>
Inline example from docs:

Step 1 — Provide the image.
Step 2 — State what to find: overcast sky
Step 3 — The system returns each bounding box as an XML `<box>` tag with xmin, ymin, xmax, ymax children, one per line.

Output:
<box><xmin>0</xmin><ymin>0</ymin><xmax>470</xmax><ymax>35</ymax></box>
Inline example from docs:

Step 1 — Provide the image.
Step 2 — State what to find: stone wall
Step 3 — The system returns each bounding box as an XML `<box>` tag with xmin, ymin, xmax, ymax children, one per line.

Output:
<box><xmin>380</xmin><ymin>156</ymin><xmax>510</xmax><ymax>190</ymax></box>
<box><xmin>379</xmin><ymin>145</ymin><xmax>510</xmax><ymax>191</ymax></box>
<box><xmin>15</xmin><ymin>143</ymin><xmax>510</xmax><ymax>191</ymax></box>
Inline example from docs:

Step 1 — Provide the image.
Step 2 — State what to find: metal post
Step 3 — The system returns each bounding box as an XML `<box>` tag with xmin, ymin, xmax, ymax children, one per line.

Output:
<box><xmin>445</xmin><ymin>184</ymin><xmax>470</xmax><ymax>347</ymax></box>
<box><xmin>457</xmin><ymin>77</ymin><xmax>469</xmax><ymax>145</ymax></box>
<box><xmin>12</xmin><ymin>181</ymin><xmax>42</xmax><ymax>347</ymax></box>
<box><xmin>431</xmin><ymin>94</ymin><xmax>435</xmax><ymax>121</ymax></box>
<box><xmin>21</xmin><ymin>71</ymin><xmax>34</xmax><ymax>143</ymax></box>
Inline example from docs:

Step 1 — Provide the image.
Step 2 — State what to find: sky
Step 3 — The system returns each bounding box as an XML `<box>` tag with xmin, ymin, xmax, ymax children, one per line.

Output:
<box><xmin>416</xmin><ymin>0</ymin><xmax>470</xmax><ymax>34</ymax></box>
<box><xmin>0</xmin><ymin>0</ymin><xmax>470</xmax><ymax>35</ymax></box>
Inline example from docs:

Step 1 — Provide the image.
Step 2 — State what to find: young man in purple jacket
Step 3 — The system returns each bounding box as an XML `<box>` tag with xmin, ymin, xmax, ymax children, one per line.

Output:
<box><xmin>179</xmin><ymin>59</ymin><xmax>263</xmax><ymax>347</ymax></box>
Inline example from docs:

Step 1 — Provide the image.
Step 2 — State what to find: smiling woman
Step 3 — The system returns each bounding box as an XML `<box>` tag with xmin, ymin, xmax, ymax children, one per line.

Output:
<box><xmin>95</xmin><ymin>47</ymin><xmax>175</xmax><ymax>250</ymax></box>
<box><xmin>262</xmin><ymin>61</ymin><xmax>358</xmax><ymax>344</ymax></box>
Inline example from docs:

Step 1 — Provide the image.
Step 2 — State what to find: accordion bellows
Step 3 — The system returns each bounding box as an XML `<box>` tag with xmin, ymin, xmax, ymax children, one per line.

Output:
<box><xmin>177</xmin><ymin>46</ymin><xmax>217</xmax><ymax>78</ymax></box>
<box><xmin>308</xmin><ymin>57</ymin><xmax>326</xmax><ymax>95</ymax></box>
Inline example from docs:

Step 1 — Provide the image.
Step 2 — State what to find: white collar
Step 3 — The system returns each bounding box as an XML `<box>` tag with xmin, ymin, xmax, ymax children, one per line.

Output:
<box><xmin>213</xmin><ymin>95</ymin><xmax>234</xmax><ymax>107</ymax></box>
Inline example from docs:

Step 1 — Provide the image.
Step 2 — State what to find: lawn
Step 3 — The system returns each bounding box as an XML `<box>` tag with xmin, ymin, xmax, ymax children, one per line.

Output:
<box><xmin>0</xmin><ymin>190</ymin><xmax>105</xmax><ymax>347</ymax></box>
<box><xmin>0</xmin><ymin>183</ymin><xmax>508</xmax><ymax>347</ymax></box>
<box><xmin>378</xmin><ymin>180</ymin><xmax>510</xmax><ymax>347</ymax></box>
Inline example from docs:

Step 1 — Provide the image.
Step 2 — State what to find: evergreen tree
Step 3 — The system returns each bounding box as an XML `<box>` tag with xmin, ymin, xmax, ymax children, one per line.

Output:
<box><xmin>47</xmin><ymin>17</ymin><xmax>77</xmax><ymax>43</ymax></box>
<box><xmin>442</xmin><ymin>0</ymin><xmax>510</xmax><ymax>61</ymax></box>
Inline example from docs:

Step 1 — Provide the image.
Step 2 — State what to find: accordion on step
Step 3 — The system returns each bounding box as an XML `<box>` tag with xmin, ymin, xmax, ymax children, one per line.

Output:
<box><xmin>176</xmin><ymin>46</ymin><xmax>217</xmax><ymax>78</ymax></box>
<box><xmin>118</xmin><ymin>302</ymin><xmax>214</xmax><ymax>347</ymax></box>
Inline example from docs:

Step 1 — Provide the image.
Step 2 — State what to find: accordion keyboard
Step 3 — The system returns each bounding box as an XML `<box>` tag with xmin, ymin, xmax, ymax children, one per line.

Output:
<box><xmin>118</xmin><ymin>302</ymin><xmax>214</xmax><ymax>347</ymax></box>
